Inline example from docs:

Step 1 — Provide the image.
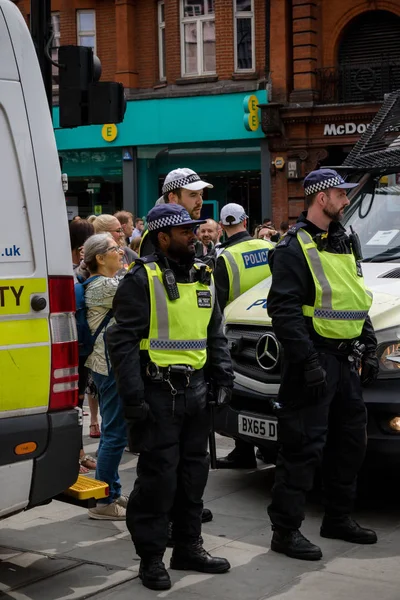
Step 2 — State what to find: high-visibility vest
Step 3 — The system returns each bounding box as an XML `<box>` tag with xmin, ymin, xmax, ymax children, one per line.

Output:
<box><xmin>297</xmin><ymin>228</ymin><xmax>373</xmax><ymax>339</ymax></box>
<box><xmin>138</xmin><ymin>229</ymin><xmax>149</xmax><ymax>257</ymax></box>
<box><xmin>220</xmin><ymin>239</ymin><xmax>273</xmax><ymax>304</ymax></box>
<box><xmin>139</xmin><ymin>262</ymin><xmax>214</xmax><ymax>369</ymax></box>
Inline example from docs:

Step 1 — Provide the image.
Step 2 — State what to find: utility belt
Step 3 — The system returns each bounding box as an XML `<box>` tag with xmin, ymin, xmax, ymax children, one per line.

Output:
<box><xmin>315</xmin><ymin>339</ymin><xmax>366</xmax><ymax>367</ymax></box>
<box><xmin>144</xmin><ymin>362</ymin><xmax>203</xmax><ymax>395</ymax></box>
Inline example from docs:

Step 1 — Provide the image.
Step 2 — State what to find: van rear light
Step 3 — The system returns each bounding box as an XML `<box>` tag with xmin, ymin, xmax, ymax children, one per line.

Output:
<box><xmin>48</xmin><ymin>277</ymin><xmax>79</xmax><ymax>411</ymax></box>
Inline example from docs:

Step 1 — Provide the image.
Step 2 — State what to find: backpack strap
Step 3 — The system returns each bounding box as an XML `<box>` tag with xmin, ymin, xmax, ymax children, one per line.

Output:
<box><xmin>80</xmin><ymin>275</ymin><xmax>113</xmax><ymax>344</ymax></box>
<box><xmin>92</xmin><ymin>309</ymin><xmax>113</xmax><ymax>345</ymax></box>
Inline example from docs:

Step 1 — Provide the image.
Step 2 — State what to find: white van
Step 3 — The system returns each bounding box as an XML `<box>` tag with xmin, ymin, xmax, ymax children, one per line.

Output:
<box><xmin>0</xmin><ymin>0</ymin><xmax>85</xmax><ymax>518</ymax></box>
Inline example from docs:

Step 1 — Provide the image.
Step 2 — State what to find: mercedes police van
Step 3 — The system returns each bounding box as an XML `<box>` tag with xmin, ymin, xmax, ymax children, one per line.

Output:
<box><xmin>216</xmin><ymin>91</ymin><xmax>400</xmax><ymax>468</ymax></box>
<box><xmin>0</xmin><ymin>0</ymin><xmax>106</xmax><ymax>519</ymax></box>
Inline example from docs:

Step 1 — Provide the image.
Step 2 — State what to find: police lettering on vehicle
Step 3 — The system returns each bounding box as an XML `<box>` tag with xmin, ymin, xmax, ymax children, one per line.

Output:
<box><xmin>247</xmin><ymin>298</ymin><xmax>268</xmax><ymax>310</ymax></box>
<box><xmin>0</xmin><ymin>285</ymin><xmax>24</xmax><ymax>307</ymax></box>
<box><xmin>242</xmin><ymin>249</ymin><xmax>269</xmax><ymax>269</ymax></box>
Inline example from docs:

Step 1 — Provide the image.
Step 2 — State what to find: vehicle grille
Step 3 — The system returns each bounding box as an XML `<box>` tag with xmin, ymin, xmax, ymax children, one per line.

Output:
<box><xmin>225</xmin><ymin>324</ymin><xmax>281</xmax><ymax>383</ymax></box>
<box><xmin>379</xmin><ymin>268</ymin><xmax>400</xmax><ymax>278</ymax></box>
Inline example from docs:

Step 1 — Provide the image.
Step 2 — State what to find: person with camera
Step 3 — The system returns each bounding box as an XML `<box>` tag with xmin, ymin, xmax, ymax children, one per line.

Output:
<box><xmin>266</xmin><ymin>169</ymin><xmax>379</xmax><ymax>561</ymax></box>
<box><xmin>107</xmin><ymin>203</ymin><xmax>234</xmax><ymax>591</ymax></box>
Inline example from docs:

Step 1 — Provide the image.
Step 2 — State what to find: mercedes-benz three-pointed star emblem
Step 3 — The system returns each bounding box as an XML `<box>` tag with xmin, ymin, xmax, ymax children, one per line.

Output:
<box><xmin>255</xmin><ymin>333</ymin><xmax>280</xmax><ymax>371</ymax></box>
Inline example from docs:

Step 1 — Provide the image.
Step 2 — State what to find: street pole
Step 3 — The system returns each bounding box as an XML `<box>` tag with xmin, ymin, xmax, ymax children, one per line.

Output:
<box><xmin>30</xmin><ymin>0</ymin><xmax>53</xmax><ymax>114</ymax></box>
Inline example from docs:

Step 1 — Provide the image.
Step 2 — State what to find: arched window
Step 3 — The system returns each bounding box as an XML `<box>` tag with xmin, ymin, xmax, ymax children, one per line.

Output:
<box><xmin>337</xmin><ymin>10</ymin><xmax>400</xmax><ymax>102</ymax></box>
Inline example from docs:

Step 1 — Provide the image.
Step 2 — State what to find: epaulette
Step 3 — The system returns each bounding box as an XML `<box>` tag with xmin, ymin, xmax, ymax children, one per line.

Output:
<box><xmin>275</xmin><ymin>222</ymin><xmax>307</xmax><ymax>248</ymax></box>
<box><xmin>127</xmin><ymin>253</ymin><xmax>159</xmax><ymax>275</ymax></box>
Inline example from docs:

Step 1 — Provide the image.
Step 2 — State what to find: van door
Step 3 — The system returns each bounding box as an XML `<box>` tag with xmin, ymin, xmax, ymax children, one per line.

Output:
<box><xmin>0</xmin><ymin>7</ymin><xmax>51</xmax><ymax>515</ymax></box>
<box><xmin>0</xmin><ymin>82</ymin><xmax>50</xmax><ymax>417</ymax></box>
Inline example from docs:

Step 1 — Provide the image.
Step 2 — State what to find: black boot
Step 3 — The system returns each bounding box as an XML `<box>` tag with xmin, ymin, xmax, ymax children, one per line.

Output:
<box><xmin>202</xmin><ymin>508</ymin><xmax>213</xmax><ymax>523</ymax></box>
<box><xmin>139</xmin><ymin>556</ymin><xmax>171</xmax><ymax>590</ymax></box>
<box><xmin>271</xmin><ymin>529</ymin><xmax>322</xmax><ymax>561</ymax></box>
<box><xmin>320</xmin><ymin>515</ymin><xmax>377</xmax><ymax>544</ymax></box>
<box><xmin>216</xmin><ymin>444</ymin><xmax>256</xmax><ymax>469</ymax></box>
<box><xmin>171</xmin><ymin>539</ymin><xmax>231</xmax><ymax>574</ymax></box>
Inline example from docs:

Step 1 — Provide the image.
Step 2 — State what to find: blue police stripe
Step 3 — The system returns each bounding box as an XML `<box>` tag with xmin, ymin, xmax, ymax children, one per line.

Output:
<box><xmin>242</xmin><ymin>249</ymin><xmax>269</xmax><ymax>269</ymax></box>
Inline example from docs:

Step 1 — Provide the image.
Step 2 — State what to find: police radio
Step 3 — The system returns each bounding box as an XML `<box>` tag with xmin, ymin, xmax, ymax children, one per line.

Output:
<box><xmin>162</xmin><ymin>258</ymin><xmax>180</xmax><ymax>301</ymax></box>
<box><xmin>349</xmin><ymin>226</ymin><xmax>363</xmax><ymax>261</ymax></box>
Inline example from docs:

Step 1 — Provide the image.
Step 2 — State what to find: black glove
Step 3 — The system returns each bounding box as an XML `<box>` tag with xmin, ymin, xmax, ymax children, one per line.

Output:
<box><xmin>125</xmin><ymin>400</ymin><xmax>154</xmax><ymax>453</ymax></box>
<box><xmin>303</xmin><ymin>353</ymin><xmax>327</xmax><ymax>402</ymax></box>
<box><xmin>124</xmin><ymin>400</ymin><xmax>153</xmax><ymax>426</ymax></box>
<box><xmin>215</xmin><ymin>386</ymin><xmax>232</xmax><ymax>407</ymax></box>
<box><xmin>360</xmin><ymin>352</ymin><xmax>379</xmax><ymax>386</ymax></box>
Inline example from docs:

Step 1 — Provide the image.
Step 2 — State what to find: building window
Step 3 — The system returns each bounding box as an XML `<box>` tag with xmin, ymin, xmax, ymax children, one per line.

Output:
<box><xmin>234</xmin><ymin>0</ymin><xmax>255</xmax><ymax>72</ymax></box>
<box><xmin>77</xmin><ymin>9</ymin><xmax>96</xmax><ymax>51</ymax></box>
<box><xmin>51</xmin><ymin>12</ymin><xmax>60</xmax><ymax>87</ymax></box>
<box><xmin>158</xmin><ymin>1</ymin><xmax>166</xmax><ymax>81</ymax></box>
<box><xmin>181</xmin><ymin>0</ymin><xmax>216</xmax><ymax>76</ymax></box>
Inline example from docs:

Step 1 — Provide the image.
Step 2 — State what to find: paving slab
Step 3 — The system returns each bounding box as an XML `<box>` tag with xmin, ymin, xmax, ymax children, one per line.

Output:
<box><xmin>0</xmin><ymin>552</ymin><xmax>79</xmax><ymax>593</ymax></box>
<box><xmin>323</xmin><ymin>527</ymin><xmax>400</xmax><ymax>585</ymax></box>
<box><xmin>262</xmin><ymin>570</ymin><xmax>400</xmax><ymax>600</ymax></box>
<box><xmin>2</xmin><ymin>562</ymin><xmax>136</xmax><ymax>600</ymax></box>
<box><xmin>0</xmin><ymin>516</ymin><xmax>118</xmax><ymax>556</ymax></box>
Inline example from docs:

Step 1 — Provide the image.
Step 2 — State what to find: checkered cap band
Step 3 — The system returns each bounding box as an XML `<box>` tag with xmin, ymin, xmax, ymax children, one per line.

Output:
<box><xmin>304</xmin><ymin>176</ymin><xmax>343</xmax><ymax>196</ymax></box>
<box><xmin>162</xmin><ymin>173</ymin><xmax>201</xmax><ymax>194</ymax></box>
<box><xmin>147</xmin><ymin>213</ymin><xmax>192</xmax><ymax>231</ymax></box>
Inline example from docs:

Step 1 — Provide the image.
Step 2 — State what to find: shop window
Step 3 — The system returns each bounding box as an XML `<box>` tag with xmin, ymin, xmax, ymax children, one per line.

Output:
<box><xmin>51</xmin><ymin>12</ymin><xmax>60</xmax><ymax>87</ymax></box>
<box><xmin>234</xmin><ymin>0</ymin><xmax>254</xmax><ymax>72</ymax></box>
<box><xmin>77</xmin><ymin>9</ymin><xmax>96</xmax><ymax>51</ymax></box>
<box><xmin>158</xmin><ymin>1</ymin><xmax>166</xmax><ymax>81</ymax></box>
<box><xmin>180</xmin><ymin>0</ymin><xmax>216</xmax><ymax>76</ymax></box>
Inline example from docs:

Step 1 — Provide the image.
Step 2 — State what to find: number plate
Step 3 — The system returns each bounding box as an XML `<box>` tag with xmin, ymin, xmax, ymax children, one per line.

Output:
<box><xmin>238</xmin><ymin>415</ymin><xmax>277</xmax><ymax>441</ymax></box>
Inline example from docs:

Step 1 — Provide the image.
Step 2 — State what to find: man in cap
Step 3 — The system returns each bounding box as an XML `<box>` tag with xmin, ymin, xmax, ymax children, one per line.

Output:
<box><xmin>107</xmin><ymin>203</ymin><xmax>234</xmax><ymax>591</ymax></box>
<box><xmin>214</xmin><ymin>203</ymin><xmax>274</xmax><ymax>469</ymax></box>
<box><xmin>139</xmin><ymin>168</ymin><xmax>213</xmax><ymax>258</ymax></box>
<box><xmin>266</xmin><ymin>168</ymin><xmax>379</xmax><ymax>561</ymax></box>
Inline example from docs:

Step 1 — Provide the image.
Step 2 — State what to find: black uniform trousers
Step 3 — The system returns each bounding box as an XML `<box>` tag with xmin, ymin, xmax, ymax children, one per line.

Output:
<box><xmin>126</xmin><ymin>370</ymin><xmax>211</xmax><ymax>558</ymax></box>
<box><xmin>268</xmin><ymin>352</ymin><xmax>367</xmax><ymax>531</ymax></box>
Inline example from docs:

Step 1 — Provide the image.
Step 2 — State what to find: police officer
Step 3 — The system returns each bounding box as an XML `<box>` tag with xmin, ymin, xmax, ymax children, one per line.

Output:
<box><xmin>267</xmin><ymin>169</ymin><xmax>379</xmax><ymax>561</ymax></box>
<box><xmin>107</xmin><ymin>204</ymin><xmax>234</xmax><ymax>591</ymax></box>
<box><xmin>214</xmin><ymin>203</ymin><xmax>274</xmax><ymax>469</ymax></box>
<box><xmin>139</xmin><ymin>168</ymin><xmax>213</xmax><ymax>259</ymax></box>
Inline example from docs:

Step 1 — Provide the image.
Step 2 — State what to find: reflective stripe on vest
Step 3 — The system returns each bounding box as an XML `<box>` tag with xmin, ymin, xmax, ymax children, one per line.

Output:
<box><xmin>139</xmin><ymin>262</ymin><xmax>214</xmax><ymax>368</ymax></box>
<box><xmin>221</xmin><ymin>239</ymin><xmax>272</xmax><ymax>304</ymax></box>
<box><xmin>297</xmin><ymin>229</ymin><xmax>372</xmax><ymax>339</ymax></box>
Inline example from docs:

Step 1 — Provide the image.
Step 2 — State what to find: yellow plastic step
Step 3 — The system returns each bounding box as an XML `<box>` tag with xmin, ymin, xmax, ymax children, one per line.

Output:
<box><xmin>64</xmin><ymin>475</ymin><xmax>109</xmax><ymax>501</ymax></box>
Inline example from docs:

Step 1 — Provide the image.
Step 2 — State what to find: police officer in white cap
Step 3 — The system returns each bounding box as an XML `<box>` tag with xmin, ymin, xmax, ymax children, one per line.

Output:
<box><xmin>107</xmin><ymin>203</ymin><xmax>233</xmax><ymax>591</ymax></box>
<box><xmin>215</xmin><ymin>203</ymin><xmax>273</xmax><ymax>469</ymax></box>
<box><xmin>139</xmin><ymin>168</ymin><xmax>213</xmax><ymax>258</ymax></box>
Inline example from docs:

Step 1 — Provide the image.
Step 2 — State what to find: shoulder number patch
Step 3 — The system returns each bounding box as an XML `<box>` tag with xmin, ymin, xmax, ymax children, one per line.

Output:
<box><xmin>197</xmin><ymin>290</ymin><xmax>212</xmax><ymax>308</ymax></box>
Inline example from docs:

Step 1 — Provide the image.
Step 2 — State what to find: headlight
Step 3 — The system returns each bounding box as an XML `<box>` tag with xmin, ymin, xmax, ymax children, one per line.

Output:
<box><xmin>389</xmin><ymin>416</ymin><xmax>400</xmax><ymax>432</ymax></box>
<box><xmin>376</xmin><ymin>326</ymin><xmax>400</xmax><ymax>378</ymax></box>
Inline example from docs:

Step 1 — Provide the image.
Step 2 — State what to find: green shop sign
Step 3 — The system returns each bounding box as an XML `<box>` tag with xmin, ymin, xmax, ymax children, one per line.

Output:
<box><xmin>54</xmin><ymin>90</ymin><xmax>267</xmax><ymax>151</ymax></box>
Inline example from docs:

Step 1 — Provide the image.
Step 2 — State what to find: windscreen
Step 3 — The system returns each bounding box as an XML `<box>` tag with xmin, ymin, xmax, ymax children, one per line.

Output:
<box><xmin>344</xmin><ymin>174</ymin><xmax>400</xmax><ymax>262</ymax></box>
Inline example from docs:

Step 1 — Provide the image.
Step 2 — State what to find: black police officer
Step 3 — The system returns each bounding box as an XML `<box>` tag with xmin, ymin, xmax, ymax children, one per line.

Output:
<box><xmin>107</xmin><ymin>204</ymin><xmax>234</xmax><ymax>590</ymax></box>
<box><xmin>267</xmin><ymin>169</ymin><xmax>379</xmax><ymax>561</ymax></box>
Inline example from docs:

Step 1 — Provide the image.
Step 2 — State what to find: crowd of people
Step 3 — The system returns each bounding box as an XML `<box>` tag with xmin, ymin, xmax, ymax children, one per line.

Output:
<box><xmin>69</xmin><ymin>166</ymin><xmax>379</xmax><ymax>591</ymax></box>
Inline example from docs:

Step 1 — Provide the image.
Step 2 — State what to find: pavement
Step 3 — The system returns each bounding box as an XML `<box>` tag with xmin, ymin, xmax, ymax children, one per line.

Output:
<box><xmin>0</xmin><ymin>418</ymin><xmax>400</xmax><ymax>600</ymax></box>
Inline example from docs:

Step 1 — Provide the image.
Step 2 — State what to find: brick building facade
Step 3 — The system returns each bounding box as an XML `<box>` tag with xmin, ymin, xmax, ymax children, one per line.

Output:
<box><xmin>262</xmin><ymin>0</ymin><xmax>400</xmax><ymax>227</ymax></box>
<box><xmin>14</xmin><ymin>0</ymin><xmax>272</xmax><ymax>225</ymax></box>
<box><xmin>15</xmin><ymin>0</ymin><xmax>268</xmax><ymax>96</ymax></box>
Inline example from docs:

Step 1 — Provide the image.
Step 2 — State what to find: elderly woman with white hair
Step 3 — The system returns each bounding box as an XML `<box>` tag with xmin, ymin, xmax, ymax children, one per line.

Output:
<box><xmin>82</xmin><ymin>233</ymin><xmax>128</xmax><ymax>520</ymax></box>
<box><xmin>92</xmin><ymin>214</ymin><xmax>137</xmax><ymax>273</ymax></box>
